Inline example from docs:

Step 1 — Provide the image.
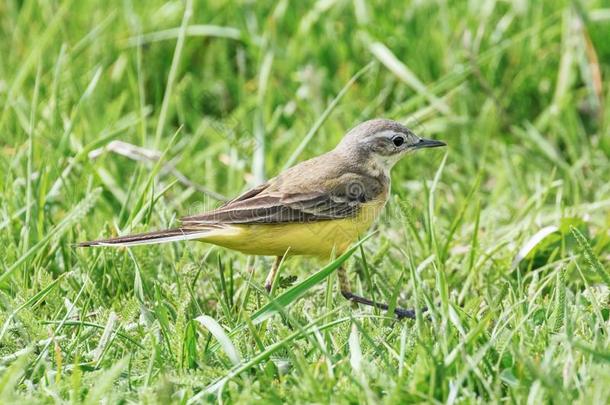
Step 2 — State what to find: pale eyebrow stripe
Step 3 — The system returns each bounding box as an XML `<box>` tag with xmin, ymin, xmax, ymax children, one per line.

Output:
<box><xmin>358</xmin><ymin>130</ymin><xmax>401</xmax><ymax>143</ymax></box>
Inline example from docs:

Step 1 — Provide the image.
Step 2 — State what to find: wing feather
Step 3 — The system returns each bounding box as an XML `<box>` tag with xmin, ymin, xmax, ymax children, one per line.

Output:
<box><xmin>181</xmin><ymin>191</ymin><xmax>360</xmax><ymax>225</ymax></box>
<box><xmin>181</xmin><ymin>163</ymin><xmax>386</xmax><ymax>225</ymax></box>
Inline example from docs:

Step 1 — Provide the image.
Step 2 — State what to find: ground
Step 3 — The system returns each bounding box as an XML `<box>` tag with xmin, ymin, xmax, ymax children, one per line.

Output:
<box><xmin>1</xmin><ymin>0</ymin><xmax>609</xmax><ymax>403</ymax></box>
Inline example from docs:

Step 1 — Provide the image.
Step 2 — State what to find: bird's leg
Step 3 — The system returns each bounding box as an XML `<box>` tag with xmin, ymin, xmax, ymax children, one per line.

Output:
<box><xmin>265</xmin><ymin>255</ymin><xmax>283</xmax><ymax>293</ymax></box>
<box><xmin>337</xmin><ymin>266</ymin><xmax>417</xmax><ymax>320</ymax></box>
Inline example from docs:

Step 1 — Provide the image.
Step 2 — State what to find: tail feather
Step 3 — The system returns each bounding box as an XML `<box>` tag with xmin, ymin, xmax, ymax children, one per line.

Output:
<box><xmin>77</xmin><ymin>226</ymin><xmax>220</xmax><ymax>247</ymax></box>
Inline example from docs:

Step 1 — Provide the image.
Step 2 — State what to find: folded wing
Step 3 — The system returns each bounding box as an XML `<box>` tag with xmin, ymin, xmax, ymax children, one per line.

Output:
<box><xmin>181</xmin><ymin>190</ymin><xmax>361</xmax><ymax>225</ymax></box>
<box><xmin>182</xmin><ymin>159</ymin><xmax>386</xmax><ymax>225</ymax></box>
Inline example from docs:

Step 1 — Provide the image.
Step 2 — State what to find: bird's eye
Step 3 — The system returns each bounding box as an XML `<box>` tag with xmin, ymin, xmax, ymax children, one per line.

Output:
<box><xmin>392</xmin><ymin>136</ymin><xmax>405</xmax><ymax>147</ymax></box>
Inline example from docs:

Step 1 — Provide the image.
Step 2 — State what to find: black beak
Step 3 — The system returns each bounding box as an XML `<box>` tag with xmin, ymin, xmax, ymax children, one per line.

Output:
<box><xmin>413</xmin><ymin>138</ymin><xmax>446</xmax><ymax>149</ymax></box>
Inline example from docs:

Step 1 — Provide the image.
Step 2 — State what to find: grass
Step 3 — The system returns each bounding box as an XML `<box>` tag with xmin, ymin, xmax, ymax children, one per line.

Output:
<box><xmin>1</xmin><ymin>0</ymin><xmax>610</xmax><ymax>403</ymax></box>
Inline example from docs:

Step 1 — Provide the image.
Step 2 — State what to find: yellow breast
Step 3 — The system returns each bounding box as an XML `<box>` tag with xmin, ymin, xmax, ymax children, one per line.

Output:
<box><xmin>200</xmin><ymin>198</ymin><xmax>387</xmax><ymax>258</ymax></box>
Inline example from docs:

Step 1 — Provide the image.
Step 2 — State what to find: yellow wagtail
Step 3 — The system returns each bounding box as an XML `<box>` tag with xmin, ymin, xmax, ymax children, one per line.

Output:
<box><xmin>79</xmin><ymin>118</ymin><xmax>445</xmax><ymax>318</ymax></box>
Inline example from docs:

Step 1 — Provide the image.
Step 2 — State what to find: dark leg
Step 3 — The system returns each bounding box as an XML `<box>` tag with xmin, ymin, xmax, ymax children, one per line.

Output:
<box><xmin>338</xmin><ymin>266</ymin><xmax>419</xmax><ymax>319</ymax></box>
<box><xmin>265</xmin><ymin>255</ymin><xmax>283</xmax><ymax>293</ymax></box>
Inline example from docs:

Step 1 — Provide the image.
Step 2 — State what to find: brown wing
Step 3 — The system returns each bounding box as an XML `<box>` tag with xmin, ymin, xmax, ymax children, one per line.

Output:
<box><xmin>217</xmin><ymin>182</ymin><xmax>271</xmax><ymax>208</ymax></box>
<box><xmin>180</xmin><ymin>173</ymin><xmax>384</xmax><ymax>225</ymax></box>
<box><xmin>182</xmin><ymin>151</ymin><xmax>387</xmax><ymax>225</ymax></box>
<box><xmin>181</xmin><ymin>190</ymin><xmax>361</xmax><ymax>225</ymax></box>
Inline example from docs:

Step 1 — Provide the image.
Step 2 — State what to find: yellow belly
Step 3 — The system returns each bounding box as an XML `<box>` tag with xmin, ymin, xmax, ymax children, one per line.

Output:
<box><xmin>199</xmin><ymin>200</ymin><xmax>386</xmax><ymax>258</ymax></box>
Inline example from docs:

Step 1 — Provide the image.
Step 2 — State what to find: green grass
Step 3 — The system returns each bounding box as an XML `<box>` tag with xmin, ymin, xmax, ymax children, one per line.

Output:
<box><xmin>1</xmin><ymin>0</ymin><xmax>610</xmax><ymax>403</ymax></box>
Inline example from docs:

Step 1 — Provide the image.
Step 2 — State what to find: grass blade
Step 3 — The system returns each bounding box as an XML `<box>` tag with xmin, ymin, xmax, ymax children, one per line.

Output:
<box><xmin>153</xmin><ymin>0</ymin><xmax>192</xmax><ymax>147</ymax></box>
<box><xmin>570</xmin><ymin>226</ymin><xmax>610</xmax><ymax>287</ymax></box>
<box><xmin>282</xmin><ymin>62</ymin><xmax>375</xmax><ymax>170</ymax></box>
<box><xmin>192</xmin><ymin>313</ymin><xmax>352</xmax><ymax>402</ymax></box>
<box><xmin>369</xmin><ymin>42</ymin><xmax>452</xmax><ymax>115</ymax></box>
<box><xmin>84</xmin><ymin>358</ymin><xmax>128</xmax><ymax>404</ymax></box>
<box><xmin>0</xmin><ymin>188</ymin><xmax>101</xmax><ymax>285</ymax></box>
<box><xmin>128</xmin><ymin>25</ymin><xmax>242</xmax><ymax>45</ymax></box>
<box><xmin>195</xmin><ymin>315</ymin><xmax>241</xmax><ymax>366</ymax></box>
<box><xmin>248</xmin><ymin>234</ymin><xmax>373</xmax><ymax>325</ymax></box>
<box><xmin>0</xmin><ymin>274</ymin><xmax>66</xmax><ymax>342</ymax></box>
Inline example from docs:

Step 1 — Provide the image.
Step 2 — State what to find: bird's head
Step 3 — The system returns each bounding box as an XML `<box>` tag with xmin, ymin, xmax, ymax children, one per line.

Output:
<box><xmin>336</xmin><ymin>118</ymin><xmax>446</xmax><ymax>173</ymax></box>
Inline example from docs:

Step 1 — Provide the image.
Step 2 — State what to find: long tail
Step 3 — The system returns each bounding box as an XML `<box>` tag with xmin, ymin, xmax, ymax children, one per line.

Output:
<box><xmin>77</xmin><ymin>226</ymin><xmax>221</xmax><ymax>247</ymax></box>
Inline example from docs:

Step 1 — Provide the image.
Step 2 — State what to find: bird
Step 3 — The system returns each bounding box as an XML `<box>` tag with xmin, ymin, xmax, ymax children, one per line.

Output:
<box><xmin>79</xmin><ymin>118</ymin><xmax>446</xmax><ymax>319</ymax></box>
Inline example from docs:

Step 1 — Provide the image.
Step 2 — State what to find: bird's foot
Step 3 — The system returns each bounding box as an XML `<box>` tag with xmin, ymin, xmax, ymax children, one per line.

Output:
<box><xmin>342</xmin><ymin>290</ymin><xmax>426</xmax><ymax>320</ymax></box>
